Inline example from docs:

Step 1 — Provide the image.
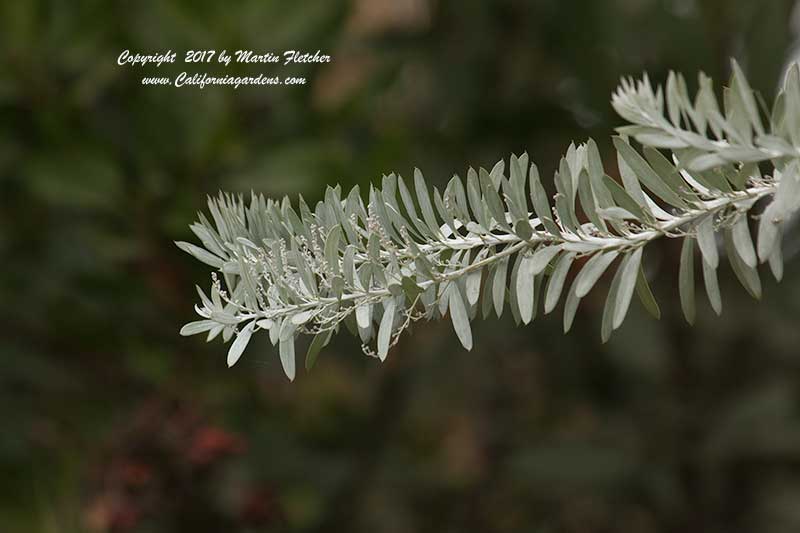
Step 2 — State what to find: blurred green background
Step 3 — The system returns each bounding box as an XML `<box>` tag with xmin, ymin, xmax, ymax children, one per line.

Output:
<box><xmin>2</xmin><ymin>0</ymin><xmax>800</xmax><ymax>531</ymax></box>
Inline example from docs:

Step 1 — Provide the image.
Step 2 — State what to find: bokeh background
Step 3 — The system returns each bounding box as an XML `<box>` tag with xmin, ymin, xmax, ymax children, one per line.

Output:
<box><xmin>3</xmin><ymin>0</ymin><xmax>800</xmax><ymax>531</ymax></box>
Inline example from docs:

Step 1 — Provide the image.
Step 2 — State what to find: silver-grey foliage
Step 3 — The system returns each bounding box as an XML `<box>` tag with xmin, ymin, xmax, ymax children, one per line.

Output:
<box><xmin>178</xmin><ymin>60</ymin><xmax>800</xmax><ymax>380</ymax></box>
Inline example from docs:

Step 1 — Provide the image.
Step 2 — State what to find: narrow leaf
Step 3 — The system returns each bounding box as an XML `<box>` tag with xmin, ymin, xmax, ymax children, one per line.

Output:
<box><xmin>731</xmin><ymin>215</ymin><xmax>757</xmax><ymax>268</ymax></box>
<box><xmin>377</xmin><ymin>298</ymin><xmax>396</xmax><ymax>361</ymax></box>
<box><xmin>529</xmin><ymin>164</ymin><xmax>561</xmax><ymax>236</ymax></box>
<box><xmin>724</xmin><ymin>228</ymin><xmax>762</xmax><ymax>299</ymax></box>
<box><xmin>176</xmin><ymin>241</ymin><xmax>224</xmax><ymax>268</ymax></box>
<box><xmin>517</xmin><ymin>253</ymin><xmax>537</xmax><ymax>324</ymax></box>
<box><xmin>227</xmin><ymin>321</ymin><xmax>255</xmax><ymax>367</ymax></box>
<box><xmin>701</xmin><ymin>257</ymin><xmax>722</xmax><ymax>315</ymax></box>
<box><xmin>635</xmin><ymin>266</ymin><xmax>661</xmax><ymax>319</ymax></box>
<box><xmin>731</xmin><ymin>60</ymin><xmax>765</xmax><ymax>136</ymax></box>
<box><xmin>492</xmin><ymin>257</ymin><xmax>509</xmax><ymax>316</ymax></box>
<box><xmin>563</xmin><ymin>280</ymin><xmax>581</xmax><ymax>333</ymax></box>
<box><xmin>757</xmin><ymin>208</ymin><xmax>780</xmax><ymax>264</ymax></box>
<box><xmin>529</xmin><ymin>246</ymin><xmax>561</xmax><ymax>275</ymax></box>
<box><xmin>544</xmin><ymin>252</ymin><xmax>575</xmax><ymax>314</ymax></box>
<box><xmin>448</xmin><ymin>283</ymin><xmax>473</xmax><ymax>350</ymax></box>
<box><xmin>575</xmin><ymin>251</ymin><xmax>619</xmax><ymax>298</ymax></box>
<box><xmin>414</xmin><ymin>168</ymin><xmax>442</xmax><ymax>238</ymax></box>
<box><xmin>695</xmin><ymin>215</ymin><xmax>718</xmax><ymax>269</ymax></box>
<box><xmin>279</xmin><ymin>335</ymin><xmax>296</xmax><ymax>380</ymax></box>
<box><xmin>305</xmin><ymin>329</ymin><xmax>333</xmax><ymax>370</ymax></box>
<box><xmin>768</xmin><ymin>241</ymin><xmax>784</xmax><ymax>282</ymax></box>
<box><xmin>355</xmin><ymin>301</ymin><xmax>372</xmax><ymax>329</ymax></box>
<box><xmin>613</xmin><ymin>248</ymin><xmax>642</xmax><ymax>329</ymax></box>
<box><xmin>679</xmin><ymin>237</ymin><xmax>696</xmax><ymax>324</ymax></box>
<box><xmin>614</xmin><ymin>137</ymin><xmax>689</xmax><ymax>209</ymax></box>
<box><xmin>601</xmin><ymin>262</ymin><xmax>624</xmax><ymax>343</ymax></box>
<box><xmin>181</xmin><ymin>320</ymin><xmax>217</xmax><ymax>337</ymax></box>
<box><xmin>466</xmin><ymin>267</ymin><xmax>482</xmax><ymax>306</ymax></box>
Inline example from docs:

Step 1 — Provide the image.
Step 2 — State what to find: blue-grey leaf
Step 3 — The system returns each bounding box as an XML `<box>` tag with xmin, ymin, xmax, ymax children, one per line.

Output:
<box><xmin>679</xmin><ymin>237</ymin><xmax>696</xmax><ymax>324</ymax></box>
<box><xmin>575</xmin><ymin>251</ymin><xmax>619</xmax><ymax>298</ymax></box>
<box><xmin>612</xmin><ymin>248</ymin><xmax>641</xmax><ymax>329</ymax></box>
<box><xmin>279</xmin><ymin>335</ymin><xmax>296</xmax><ymax>380</ymax></box>
<box><xmin>227</xmin><ymin>321</ymin><xmax>255</xmax><ymax>367</ymax></box>
<box><xmin>516</xmin><ymin>253</ymin><xmax>537</xmax><ymax>324</ymax></box>
<box><xmin>176</xmin><ymin>241</ymin><xmax>224</xmax><ymax>268</ymax></box>
<box><xmin>731</xmin><ymin>215</ymin><xmax>757</xmax><ymax>268</ymax></box>
<box><xmin>377</xmin><ymin>298</ymin><xmax>396</xmax><ymax>361</ymax></box>
<box><xmin>544</xmin><ymin>252</ymin><xmax>575</xmax><ymax>314</ymax></box>
<box><xmin>448</xmin><ymin>283</ymin><xmax>472</xmax><ymax>350</ymax></box>
<box><xmin>180</xmin><ymin>320</ymin><xmax>217</xmax><ymax>336</ymax></box>
<box><xmin>695</xmin><ymin>216</ymin><xmax>718</xmax><ymax>269</ymax></box>
<box><xmin>701</xmin><ymin>257</ymin><xmax>722</xmax><ymax>315</ymax></box>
